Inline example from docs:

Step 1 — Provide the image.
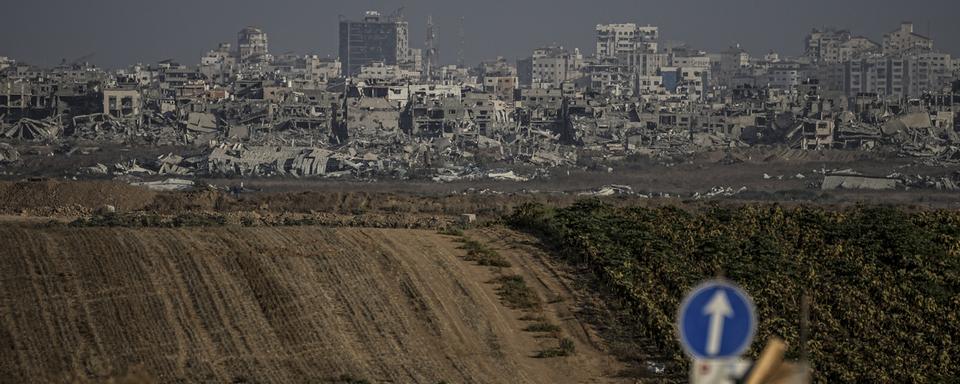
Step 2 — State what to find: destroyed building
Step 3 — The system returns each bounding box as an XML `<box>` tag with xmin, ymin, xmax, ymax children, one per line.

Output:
<box><xmin>238</xmin><ymin>26</ymin><xmax>272</xmax><ymax>65</ymax></box>
<box><xmin>339</xmin><ymin>10</ymin><xmax>411</xmax><ymax>77</ymax></box>
<box><xmin>0</xmin><ymin>15</ymin><xmax>958</xmax><ymax>183</ymax></box>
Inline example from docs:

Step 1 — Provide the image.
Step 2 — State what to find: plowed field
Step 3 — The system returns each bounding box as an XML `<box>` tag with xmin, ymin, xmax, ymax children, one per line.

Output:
<box><xmin>0</xmin><ymin>226</ymin><xmax>626</xmax><ymax>383</ymax></box>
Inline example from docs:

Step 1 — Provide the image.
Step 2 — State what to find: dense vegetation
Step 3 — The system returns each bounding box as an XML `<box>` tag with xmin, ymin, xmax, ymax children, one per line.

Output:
<box><xmin>508</xmin><ymin>200</ymin><xmax>960</xmax><ymax>382</ymax></box>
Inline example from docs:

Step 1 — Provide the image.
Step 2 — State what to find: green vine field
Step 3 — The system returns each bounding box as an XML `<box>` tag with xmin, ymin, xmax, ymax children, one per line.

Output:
<box><xmin>508</xmin><ymin>201</ymin><xmax>960</xmax><ymax>382</ymax></box>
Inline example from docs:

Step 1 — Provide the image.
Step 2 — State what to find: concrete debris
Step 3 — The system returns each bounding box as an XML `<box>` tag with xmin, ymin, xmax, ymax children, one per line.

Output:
<box><xmin>115</xmin><ymin>160</ymin><xmax>155</xmax><ymax>175</ymax></box>
<box><xmin>693</xmin><ymin>186</ymin><xmax>747</xmax><ymax>199</ymax></box>
<box><xmin>487</xmin><ymin>170</ymin><xmax>530</xmax><ymax>182</ymax></box>
<box><xmin>207</xmin><ymin>145</ymin><xmax>334</xmax><ymax>177</ymax></box>
<box><xmin>887</xmin><ymin>172</ymin><xmax>960</xmax><ymax>190</ymax></box>
<box><xmin>821</xmin><ymin>175</ymin><xmax>897</xmax><ymax>190</ymax></box>
<box><xmin>186</xmin><ymin>112</ymin><xmax>218</xmax><ymax>133</ymax></box>
<box><xmin>431</xmin><ymin>167</ymin><xmax>480</xmax><ymax>183</ymax></box>
<box><xmin>82</xmin><ymin>163</ymin><xmax>109</xmax><ymax>175</ymax></box>
<box><xmin>2</xmin><ymin>118</ymin><xmax>62</xmax><ymax>141</ymax></box>
<box><xmin>157</xmin><ymin>153</ymin><xmax>193</xmax><ymax>175</ymax></box>
<box><xmin>131</xmin><ymin>178</ymin><xmax>196</xmax><ymax>191</ymax></box>
<box><xmin>0</xmin><ymin>143</ymin><xmax>19</xmax><ymax>162</ymax></box>
<box><xmin>579</xmin><ymin>184</ymin><xmax>634</xmax><ymax>197</ymax></box>
<box><xmin>820</xmin><ymin>168</ymin><xmax>860</xmax><ymax>175</ymax></box>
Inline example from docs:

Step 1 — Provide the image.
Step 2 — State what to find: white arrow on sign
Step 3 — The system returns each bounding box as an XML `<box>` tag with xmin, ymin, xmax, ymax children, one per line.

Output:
<box><xmin>703</xmin><ymin>290</ymin><xmax>734</xmax><ymax>356</ymax></box>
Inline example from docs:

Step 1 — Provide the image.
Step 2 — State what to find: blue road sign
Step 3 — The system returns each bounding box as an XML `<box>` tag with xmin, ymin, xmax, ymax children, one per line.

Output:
<box><xmin>677</xmin><ymin>280</ymin><xmax>756</xmax><ymax>359</ymax></box>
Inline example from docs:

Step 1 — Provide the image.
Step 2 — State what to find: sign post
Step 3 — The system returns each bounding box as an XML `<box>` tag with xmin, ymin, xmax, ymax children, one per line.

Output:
<box><xmin>678</xmin><ymin>280</ymin><xmax>757</xmax><ymax>360</ymax></box>
<box><xmin>679</xmin><ymin>280</ymin><xmax>810</xmax><ymax>383</ymax></box>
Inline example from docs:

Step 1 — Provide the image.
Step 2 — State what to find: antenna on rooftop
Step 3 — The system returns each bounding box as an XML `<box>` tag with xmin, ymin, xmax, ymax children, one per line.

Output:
<box><xmin>389</xmin><ymin>6</ymin><xmax>405</xmax><ymax>21</ymax></box>
<box><xmin>425</xmin><ymin>15</ymin><xmax>439</xmax><ymax>80</ymax></box>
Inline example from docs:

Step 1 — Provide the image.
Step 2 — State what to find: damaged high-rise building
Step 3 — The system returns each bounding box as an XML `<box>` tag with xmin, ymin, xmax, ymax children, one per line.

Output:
<box><xmin>237</xmin><ymin>26</ymin><xmax>271</xmax><ymax>64</ymax></box>
<box><xmin>595</xmin><ymin>23</ymin><xmax>658</xmax><ymax>60</ymax></box>
<box><xmin>339</xmin><ymin>10</ymin><xmax>410</xmax><ymax>77</ymax></box>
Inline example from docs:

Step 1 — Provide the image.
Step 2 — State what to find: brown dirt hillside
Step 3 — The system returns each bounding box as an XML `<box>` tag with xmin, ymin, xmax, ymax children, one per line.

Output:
<box><xmin>0</xmin><ymin>226</ymin><xmax>627</xmax><ymax>383</ymax></box>
<box><xmin>0</xmin><ymin>181</ymin><xmax>156</xmax><ymax>215</ymax></box>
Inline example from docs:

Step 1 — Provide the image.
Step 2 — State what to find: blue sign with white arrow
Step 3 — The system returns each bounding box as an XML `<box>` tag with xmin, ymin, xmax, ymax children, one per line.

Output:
<box><xmin>677</xmin><ymin>280</ymin><xmax>756</xmax><ymax>360</ymax></box>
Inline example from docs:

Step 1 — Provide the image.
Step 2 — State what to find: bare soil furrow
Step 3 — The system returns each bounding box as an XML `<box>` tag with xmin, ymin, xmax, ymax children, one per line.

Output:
<box><xmin>0</xmin><ymin>226</ymin><xmax>629</xmax><ymax>383</ymax></box>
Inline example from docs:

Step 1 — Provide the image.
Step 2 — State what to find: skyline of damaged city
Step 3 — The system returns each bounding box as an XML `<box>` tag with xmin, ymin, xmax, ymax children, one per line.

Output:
<box><xmin>2</xmin><ymin>3</ymin><xmax>960</xmax><ymax>383</ymax></box>
<box><xmin>2</xmin><ymin>0</ymin><xmax>960</xmax><ymax>68</ymax></box>
<box><xmin>1</xmin><ymin>5</ymin><xmax>958</xmax><ymax>193</ymax></box>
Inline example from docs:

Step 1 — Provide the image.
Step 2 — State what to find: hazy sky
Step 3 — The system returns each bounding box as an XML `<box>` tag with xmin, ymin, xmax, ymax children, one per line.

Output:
<box><xmin>2</xmin><ymin>0</ymin><xmax>959</xmax><ymax>68</ymax></box>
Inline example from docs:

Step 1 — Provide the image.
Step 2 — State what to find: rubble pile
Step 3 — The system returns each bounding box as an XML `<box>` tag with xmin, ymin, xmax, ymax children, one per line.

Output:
<box><xmin>2</xmin><ymin>117</ymin><xmax>62</xmax><ymax>141</ymax></box>
<box><xmin>1</xmin><ymin>19</ymin><xmax>958</xmax><ymax>184</ymax></box>
<box><xmin>692</xmin><ymin>186</ymin><xmax>748</xmax><ymax>199</ymax></box>
<box><xmin>0</xmin><ymin>143</ymin><xmax>19</xmax><ymax>163</ymax></box>
<box><xmin>888</xmin><ymin>171</ymin><xmax>960</xmax><ymax>190</ymax></box>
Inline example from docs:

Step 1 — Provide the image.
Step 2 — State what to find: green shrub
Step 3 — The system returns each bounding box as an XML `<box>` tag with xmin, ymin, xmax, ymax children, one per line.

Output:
<box><xmin>171</xmin><ymin>213</ymin><xmax>227</xmax><ymax>227</ymax></box>
<box><xmin>438</xmin><ymin>227</ymin><xmax>464</xmax><ymax>236</ymax></box>
<box><xmin>536</xmin><ymin>337</ymin><xmax>576</xmax><ymax>358</ymax></box>
<box><xmin>460</xmin><ymin>238</ymin><xmax>511</xmax><ymax>267</ymax></box>
<box><xmin>493</xmin><ymin>275</ymin><xmax>540</xmax><ymax>310</ymax></box>
<box><xmin>518</xmin><ymin>314</ymin><xmax>546</xmax><ymax>322</ymax></box>
<box><xmin>70</xmin><ymin>212</ymin><xmax>229</xmax><ymax>228</ymax></box>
